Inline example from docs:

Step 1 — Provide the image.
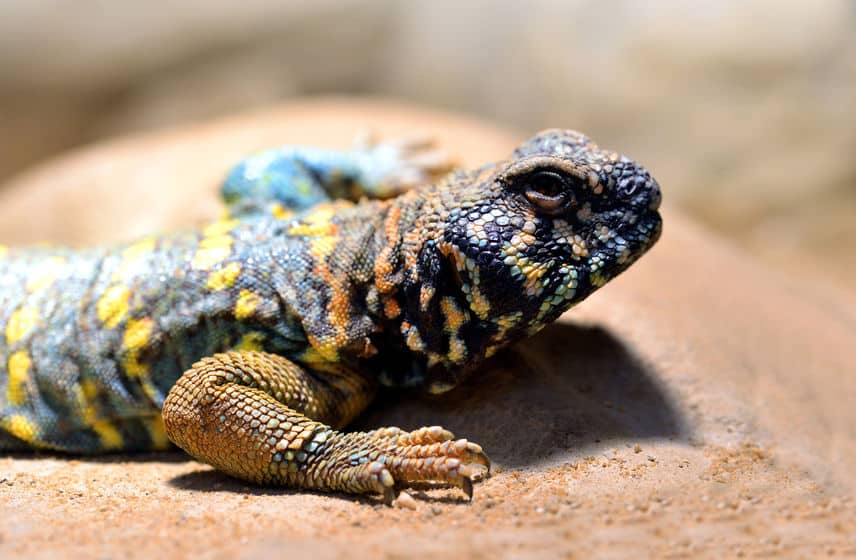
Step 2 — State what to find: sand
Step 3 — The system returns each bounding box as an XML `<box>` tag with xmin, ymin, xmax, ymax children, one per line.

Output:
<box><xmin>1</xmin><ymin>99</ymin><xmax>854</xmax><ymax>558</ymax></box>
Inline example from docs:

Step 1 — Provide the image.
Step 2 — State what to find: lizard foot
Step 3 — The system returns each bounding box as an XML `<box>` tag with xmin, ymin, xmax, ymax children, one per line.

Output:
<box><xmin>334</xmin><ymin>425</ymin><xmax>490</xmax><ymax>505</ymax></box>
<box><xmin>353</xmin><ymin>132</ymin><xmax>456</xmax><ymax>197</ymax></box>
<box><xmin>163</xmin><ymin>352</ymin><xmax>488</xmax><ymax>505</ymax></box>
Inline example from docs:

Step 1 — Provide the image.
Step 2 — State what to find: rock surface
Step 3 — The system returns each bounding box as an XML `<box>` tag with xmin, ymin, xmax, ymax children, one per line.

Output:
<box><xmin>1</xmin><ymin>101</ymin><xmax>854</xmax><ymax>558</ymax></box>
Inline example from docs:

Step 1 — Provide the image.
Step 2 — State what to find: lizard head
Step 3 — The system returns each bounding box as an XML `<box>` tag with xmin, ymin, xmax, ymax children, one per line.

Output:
<box><xmin>434</xmin><ymin>130</ymin><xmax>662</xmax><ymax>362</ymax></box>
<box><xmin>388</xmin><ymin>129</ymin><xmax>661</xmax><ymax>393</ymax></box>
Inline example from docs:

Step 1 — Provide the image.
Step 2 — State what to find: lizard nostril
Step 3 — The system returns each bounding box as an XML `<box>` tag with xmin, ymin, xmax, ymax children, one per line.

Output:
<box><xmin>618</xmin><ymin>177</ymin><xmax>641</xmax><ymax>199</ymax></box>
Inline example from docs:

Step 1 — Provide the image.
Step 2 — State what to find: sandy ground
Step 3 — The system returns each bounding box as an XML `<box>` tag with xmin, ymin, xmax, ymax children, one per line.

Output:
<box><xmin>1</xmin><ymin>99</ymin><xmax>855</xmax><ymax>558</ymax></box>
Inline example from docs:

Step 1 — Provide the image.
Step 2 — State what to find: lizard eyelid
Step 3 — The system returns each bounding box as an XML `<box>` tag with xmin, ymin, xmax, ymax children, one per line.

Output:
<box><xmin>522</xmin><ymin>170</ymin><xmax>577</xmax><ymax>214</ymax></box>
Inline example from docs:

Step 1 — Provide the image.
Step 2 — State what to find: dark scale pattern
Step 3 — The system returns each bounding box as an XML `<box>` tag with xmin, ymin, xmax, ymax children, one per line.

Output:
<box><xmin>0</xmin><ymin>131</ymin><xmax>661</xmax><ymax>502</ymax></box>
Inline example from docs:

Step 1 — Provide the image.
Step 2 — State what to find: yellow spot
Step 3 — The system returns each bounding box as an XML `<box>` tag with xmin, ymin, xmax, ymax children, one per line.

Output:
<box><xmin>124</xmin><ymin>317</ymin><xmax>153</xmax><ymax>351</ymax></box>
<box><xmin>6</xmin><ymin>306</ymin><xmax>39</xmax><ymax>345</ymax></box>
<box><xmin>271</xmin><ymin>204</ymin><xmax>294</xmax><ymax>220</ymax></box>
<box><xmin>122</xmin><ymin>237</ymin><xmax>156</xmax><ymax>261</ymax></box>
<box><xmin>403</xmin><ymin>323</ymin><xmax>426</xmax><ymax>353</ymax></box>
<box><xmin>440</xmin><ymin>297</ymin><xmax>466</xmax><ymax>331</ymax></box>
<box><xmin>428</xmin><ymin>381</ymin><xmax>455</xmax><ymax>395</ymax></box>
<box><xmin>80</xmin><ymin>379</ymin><xmax>99</xmax><ymax>401</ymax></box>
<box><xmin>4</xmin><ymin>414</ymin><xmax>37</xmax><ymax>442</ymax></box>
<box><xmin>123</xmin><ymin>318</ymin><xmax>154</xmax><ymax>378</ymax></box>
<box><xmin>91</xmin><ymin>420</ymin><xmax>123</xmax><ymax>450</ymax></box>
<box><xmin>419</xmin><ymin>285</ymin><xmax>435</xmax><ymax>312</ymax></box>
<box><xmin>97</xmin><ymin>285</ymin><xmax>131</xmax><ymax>328</ymax></box>
<box><xmin>191</xmin><ymin>219</ymin><xmax>240</xmax><ymax>270</ymax></box>
<box><xmin>7</xmin><ymin>351</ymin><xmax>32</xmax><ymax>406</ymax></box>
<box><xmin>307</xmin><ymin>333</ymin><xmax>340</xmax><ymax>362</ymax></box>
<box><xmin>299</xmin><ymin>346</ymin><xmax>327</xmax><ymax>367</ymax></box>
<box><xmin>76</xmin><ymin>381</ymin><xmax>126</xmax><ymax>449</ymax></box>
<box><xmin>234</xmin><ymin>289</ymin><xmax>261</xmax><ymax>320</ymax></box>
<box><xmin>234</xmin><ymin>332</ymin><xmax>265</xmax><ymax>352</ymax></box>
<box><xmin>146</xmin><ymin>416</ymin><xmax>171</xmax><ymax>450</ymax></box>
<box><xmin>113</xmin><ymin>238</ymin><xmax>157</xmax><ymax>281</ymax></box>
<box><xmin>469</xmin><ymin>285</ymin><xmax>491</xmax><ymax>319</ymax></box>
<box><xmin>206</xmin><ymin>262</ymin><xmax>242</xmax><ymax>291</ymax></box>
<box><xmin>309</xmin><ymin>235</ymin><xmax>337</xmax><ymax>260</ymax></box>
<box><xmin>192</xmin><ymin>235</ymin><xmax>233</xmax><ymax>270</ymax></box>
<box><xmin>203</xmin><ymin>218</ymin><xmax>239</xmax><ymax>238</ymax></box>
<box><xmin>448</xmin><ymin>338</ymin><xmax>466</xmax><ymax>363</ymax></box>
<box><xmin>440</xmin><ymin>298</ymin><xmax>467</xmax><ymax>363</ymax></box>
<box><xmin>77</xmin><ymin>382</ymin><xmax>98</xmax><ymax>427</ymax></box>
<box><xmin>77</xmin><ymin>380</ymin><xmax>123</xmax><ymax>451</ymax></box>
<box><xmin>200</xmin><ymin>236</ymin><xmax>232</xmax><ymax>251</ymax></box>
<box><xmin>124</xmin><ymin>356</ymin><xmax>147</xmax><ymax>379</ymax></box>
<box><xmin>0</xmin><ymin>244</ymin><xmax>8</xmax><ymax>258</ymax></box>
<box><xmin>493</xmin><ymin>312</ymin><xmax>522</xmax><ymax>339</ymax></box>
<box><xmin>287</xmin><ymin>206</ymin><xmax>337</xmax><ymax>237</ymax></box>
<box><xmin>26</xmin><ymin>256</ymin><xmax>65</xmax><ymax>292</ymax></box>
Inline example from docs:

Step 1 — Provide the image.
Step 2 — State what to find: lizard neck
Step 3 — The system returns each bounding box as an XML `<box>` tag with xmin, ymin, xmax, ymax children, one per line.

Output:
<box><xmin>271</xmin><ymin>186</ymin><xmax>503</xmax><ymax>393</ymax></box>
<box><xmin>364</xmin><ymin>187</ymin><xmax>492</xmax><ymax>392</ymax></box>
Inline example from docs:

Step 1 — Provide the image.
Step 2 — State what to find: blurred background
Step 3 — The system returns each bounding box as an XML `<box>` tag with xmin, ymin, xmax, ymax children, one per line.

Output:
<box><xmin>1</xmin><ymin>0</ymin><xmax>853</xmax><ymax>290</ymax></box>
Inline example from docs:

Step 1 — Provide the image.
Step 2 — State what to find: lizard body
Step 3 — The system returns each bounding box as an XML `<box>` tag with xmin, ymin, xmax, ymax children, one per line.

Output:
<box><xmin>0</xmin><ymin>130</ymin><xmax>661</xmax><ymax>501</ymax></box>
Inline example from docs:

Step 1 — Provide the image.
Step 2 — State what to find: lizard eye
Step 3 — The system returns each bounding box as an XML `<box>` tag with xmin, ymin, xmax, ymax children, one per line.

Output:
<box><xmin>523</xmin><ymin>171</ymin><xmax>574</xmax><ymax>213</ymax></box>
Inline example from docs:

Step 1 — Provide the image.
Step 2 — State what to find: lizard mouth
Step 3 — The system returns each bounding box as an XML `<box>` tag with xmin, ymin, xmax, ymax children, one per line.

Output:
<box><xmin>582</xmin><ymin>209</ymin><xmax>662</xmax><ymax>289</ymax></box>
<box><xmin>614</xmin><ymin>209</ymin><xmax>662</xmax><ymax>270</ymax></box>
<box><xmin>437</xmin><ymin>241</ymin><xmax>465</xmax><ymax>290</ymax></box>
<box><xmin>640</xmin><ymin>210</ymin><xmax>663</xmax><ymax>251</ymax></box>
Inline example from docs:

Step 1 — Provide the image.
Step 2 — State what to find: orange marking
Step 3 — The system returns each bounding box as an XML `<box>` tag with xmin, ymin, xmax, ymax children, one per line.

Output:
<box><xmin>374</xmin><ymin>205</ymin><xmax>401</xmax><ymax>293</ymax></box>
<box><xmin>382</xmin><ymin>297</ymin><xmax>401</xmax><ymax>319</ymax></box>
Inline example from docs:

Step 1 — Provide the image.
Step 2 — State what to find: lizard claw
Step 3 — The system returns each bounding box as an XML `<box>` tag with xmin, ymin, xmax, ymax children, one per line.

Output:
<box><xmin>383</xmin><ymin>485</ymin><xmax>397</xmax><ymax>506</ymax></box>
<box><xmin>376</xmin><ymin>427</ymin><xmax>489</xmax><ymax>500</ymax></box>
<box><xmin>462</xmin><ymin>476</ymin><xmax>474</xmax><ymax>501</ymax></box>
<box><xmin>338</xmin><ymin>426</ymin><xmax>489</xmax><ymax>503</ymax></box>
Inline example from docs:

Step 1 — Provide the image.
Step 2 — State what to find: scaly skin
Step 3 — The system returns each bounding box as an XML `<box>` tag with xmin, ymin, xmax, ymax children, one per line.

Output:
<box><xmin>0</xmin><ymin>130</ymin><xmax>662</xmax><ymax>502</ymax></box>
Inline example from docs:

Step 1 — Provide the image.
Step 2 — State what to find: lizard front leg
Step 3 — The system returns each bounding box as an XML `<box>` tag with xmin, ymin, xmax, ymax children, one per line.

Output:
<box><xmin>221</xmin><ymin>139</ymin><xmax>453</xmax><ymax>218</ymax></box>
<box><xmin>162</xmin><ymin>351</ymin><xmax>489</xmax><ymax>503</ymax></box>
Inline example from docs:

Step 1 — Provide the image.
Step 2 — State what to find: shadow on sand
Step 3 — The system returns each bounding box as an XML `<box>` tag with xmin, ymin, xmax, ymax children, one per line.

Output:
<box><xmin>358</xmin><ymin>320</ymin><xmax>688</xmax><ymax>468</ymax></box>
<box><xmin>170</xmin><ymin>320</ymin><xmax>686</xmax><ymax>495</ymax></box>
